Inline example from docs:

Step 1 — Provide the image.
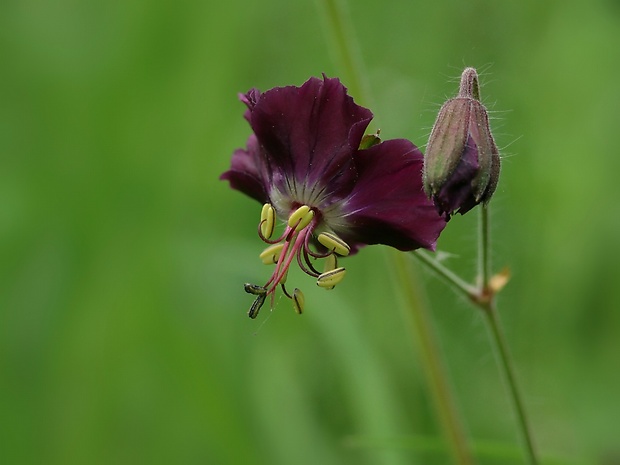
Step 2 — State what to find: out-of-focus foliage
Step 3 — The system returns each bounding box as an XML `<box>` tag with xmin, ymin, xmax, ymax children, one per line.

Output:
<box><xmin>1</xmin><ymin>0</ymin><xmax>619</xmax><ymax>464</ymax></box>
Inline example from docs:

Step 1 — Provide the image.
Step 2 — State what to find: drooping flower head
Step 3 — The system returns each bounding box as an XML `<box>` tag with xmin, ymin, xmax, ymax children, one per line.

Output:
<box><xmin>221</xmin><ymin>75</ymin><xmax>446</xmax><ymax>318</ymax></box>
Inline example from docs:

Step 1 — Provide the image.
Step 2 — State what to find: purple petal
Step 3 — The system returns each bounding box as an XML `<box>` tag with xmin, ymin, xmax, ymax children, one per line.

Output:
<box><xmin>247</xmin><ymin>76</ymin><xmax>373</xmax><ymax>202</ymax></box>
<box><xmin>219</xmin><ymin>134</ymin><xmax>269</xmax><ymax>204</ymax></box>
<box><xmin>239</xmin><ymin>88</ymin><xmax>261</xmax><ymax>123</ymax></box>
<box><xmin>335</xmin><ymin>139</ymin><xmax>447</xmax><ymax>251</ymax></box>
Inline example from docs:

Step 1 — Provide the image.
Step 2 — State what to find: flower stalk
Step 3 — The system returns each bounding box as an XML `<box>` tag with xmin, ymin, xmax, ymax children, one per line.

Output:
<box><xmin>391</xmin><ymin>251</ymin><xmax>476</xmax><ymax>465</ymax></box>
<box><xmin>412</xmin><ymin>249</ymin><xmax>477</xmax><ymax>302</ymax></box>
<box><xmin>480</xmin><ymin>301</ymin><xmax>538</xmax><ymax>465</ymax></box>
<box><xmin>414</xmin><ymin>203</ymin><xmax>539</xmax><ymax>465</ymax></box>
<box><xmin>316</xmin><ymin>0</ymin><xmax>371</xmax><ymax>106</ymax></box>
<box><xmin>318</xmin><ymin>1</ymin><xmax>476</xmax><ymax>464</ymax></box>
<box><xmin>477</xmin><ymin>205</ymin><xmax>539</xmax><ymax>465</ymax></box>
<box><xmin>478</xmin><ymin>204</ymin><xmax>491</xmax><ymax>294</ymax></box>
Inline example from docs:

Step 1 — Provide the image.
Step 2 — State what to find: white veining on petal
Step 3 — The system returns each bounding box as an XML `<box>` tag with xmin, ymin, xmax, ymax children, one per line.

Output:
<box><xmin>269</xmin><ymin>180</ymin><xmax>354</xmax><ymax>236</ymax></box>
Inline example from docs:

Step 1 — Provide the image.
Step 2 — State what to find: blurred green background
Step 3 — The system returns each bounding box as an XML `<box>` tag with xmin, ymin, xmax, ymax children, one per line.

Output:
<box><xmin>2</xmin><ymin>0</ymin><xmax>619</xmax><ymax>463</ymax></box>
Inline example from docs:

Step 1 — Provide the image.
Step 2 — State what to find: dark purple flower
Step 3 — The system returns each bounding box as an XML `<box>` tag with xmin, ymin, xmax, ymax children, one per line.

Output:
<box><xmin>221</xmin><ymin>75</ymin><xmax>446</xmax><ymax>317</ymax></box>
<box><xmin>423</xmin><ymin>67</ymin><xmax>501</xmax><ymax>219</ymax></box>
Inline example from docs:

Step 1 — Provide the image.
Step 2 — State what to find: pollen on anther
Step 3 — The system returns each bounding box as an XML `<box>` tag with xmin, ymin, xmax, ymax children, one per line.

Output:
<box><xmin>260</xmin><ymin>203</ymin><xmax>276</xmax><ymax>239</ymax></box>
<box><xmin>292</xmin><ymin>288</ymin><xmax>305</xmax><ymax>314</ymax></box>
<box><xmin>317</xmin><ymin>232</ymin><xmax>350</xmax><ymax>256</ymax></box>
<box><xmin>287</xmin><ymin>205</ymin><xmax>314</xmax><ymax>232</ymax></box>
<box><xmin>317</xmin><ymin>267</ymin><xmax>346</xmax><ymax>289</ymax></box>
<box><xmin>259</xmin><ymin>243</ymin><xmax>284</xmax><ymax>265</ymax></box>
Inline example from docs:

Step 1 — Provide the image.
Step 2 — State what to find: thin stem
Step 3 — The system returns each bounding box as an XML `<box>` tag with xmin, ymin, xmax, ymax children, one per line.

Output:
<box><xmin>481</xmin><ymin>302</ymin><xmax>538</xmax><ymax>465</ymax></box>
<box><xmin>317</xmin><ymin>1</ymin><xmax>475</xmax><ymax>462</ymax></box>
<box><xmin>478</xmin><ymin>203</ymin><xmax>491</xmax><ymax>291</ymax></box>
<box><xmin>316</xmin><ymin>0</ymin><xmax>372</xmax><ymax>107</ymax></box>
<box><xmin>391</xmin><ymin>251</ymin><xmax>475</xmax><ymax>465</ymax></box>
<box><xmin>478</xmin><ymin>205</ymin><xmax>539</xmax><ymax>465</ymax></box>
<box><xmin>412</xmin><ymin>250</ymin><xmax>477</xmax><ymax>302</ymax></box>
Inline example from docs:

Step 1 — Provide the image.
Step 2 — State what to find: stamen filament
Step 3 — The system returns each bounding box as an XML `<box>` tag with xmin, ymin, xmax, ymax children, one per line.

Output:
<box><xmin>257</xmin><ymin>221</ymin><xmax>289</xmax><ymax>245</ymax></box>
<box><xmin>271</xmin><ymin>229</ymin><xmax>308</xmax><ymax>293</ymax></box>
<box><xmin>265</xmin><ymin>229</ymin><xmax>294</xmax><ymax>289</ymax></box>
<box><xmin>303</xmin><ymin>231</ymin><xmax>334</xmax><ymax>259</ymax></box>
<box><xmin>281</xmin><ymin>283</ymin><xmax>293</xmax><ymax>299</ymax></box>
<box><xmin>251</xmin><ymin>203</ymin><xmax>350</xmax><ymax>315</ymax></box>
<box><xmin>297</xmin><ymin>246</ymin><xmax>321</xmax><ymax>277</ymax></box>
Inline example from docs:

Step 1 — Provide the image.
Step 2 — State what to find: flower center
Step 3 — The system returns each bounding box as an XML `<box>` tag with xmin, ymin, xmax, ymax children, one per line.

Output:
<box><xmin>244</xmin><ymin>203</ymin><xmax>349</xmax><ymax>319</ymax></box>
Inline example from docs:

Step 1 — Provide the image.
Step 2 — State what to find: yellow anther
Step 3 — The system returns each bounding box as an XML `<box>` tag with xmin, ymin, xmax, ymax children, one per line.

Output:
<box><xmin>292</xmin><ymin>288</ymin><xmax>305</xmax><ymax>314</ymax></box>
<box><xmin>287</xmin><ymin>205</ymin><xmax>314</xmax><ymax>232</ymax></box>
<box><xmin>259</xmin><ymin>243</ymin><xmax>284</xmax><ymax>265</ymax></box>
<box><xmin>317</xmin><ymin>232</ymin><xmax>350</xmax><ymax>256</ymax></box>
<box><xmin>260</xmin><ymin>203</ymin><xmax>276</xmax><ymax>239</ymax></box>
<box><xmin>320</xmin><ymin>255</ymin><xmax>338</xmax><ymax>289</ymax></box>
<box><xmin>317</xmin><ymin>267</ymin><xmax>346</xmax><ymax>289</ymax></box>
<box><xmin>323</xmin><ymin>253</ymin><xmax>338</xmax><ymax>273</ymax></box>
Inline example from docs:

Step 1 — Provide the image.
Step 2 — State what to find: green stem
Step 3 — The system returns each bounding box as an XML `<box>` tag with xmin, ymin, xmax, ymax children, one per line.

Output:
<box><xmin>412</xmin><ymin>250</ymin><xmax>477</xmax><ymax>302</ymax></box>
<box><xmin>481</xmin><ymin>302</ymin><xmax>539</xmax><ymax>465</ymax></box>
<box><xmin>316</xmin><ymin>0</ymin><xmax>371</xmax><ymax>107</ymax></box>
<box><xmin>478</xmin><ymin>205</ymin><xmax>539</xmax><ymax>465</ymax></box>
<box><xmin>317</xmin><ymin>2</ymin><xmax>475</xmax><ymax>463</ymax></box>
<box><xmin>391</xmin><ymin>251</ymin><xmax>475</xmax><ymax>465</ymax></box>
<box><xmin>478</xmin><ymin>204</ymin><xmax>491</xmax><ymax>290</ymax></box>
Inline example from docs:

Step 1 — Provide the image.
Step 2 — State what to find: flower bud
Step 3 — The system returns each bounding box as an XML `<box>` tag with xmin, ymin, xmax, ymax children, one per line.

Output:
<box><xmin>423</xmin><ymin>67</ymin><xmax>500</xmax><ymax>219</ymax></box>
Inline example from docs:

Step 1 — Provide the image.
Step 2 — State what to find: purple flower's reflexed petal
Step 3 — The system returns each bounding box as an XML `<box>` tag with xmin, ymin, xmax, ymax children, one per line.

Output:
<box><xmin>332</xmin><ymin>139</ymin><xmax>446</xmax><ymax>251</ymax></box>
<box><xmin>248</xmin><ymin>76</ymin><xmax>373</xmax><ymax>204</ymax></box>
<box><xmin>239</xmin><ymin>89</ymin><xmax>261</xmax><ymax>122</ymax></box>
<box><xmin>219</xmin><ymin>134</ymin><xmax>269</xmax><ymax>204</ymax></box>
<box><xmin>433</xmin><ymin>134</ymin><xmax>480</xmax><ymax>217</ymax></box>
